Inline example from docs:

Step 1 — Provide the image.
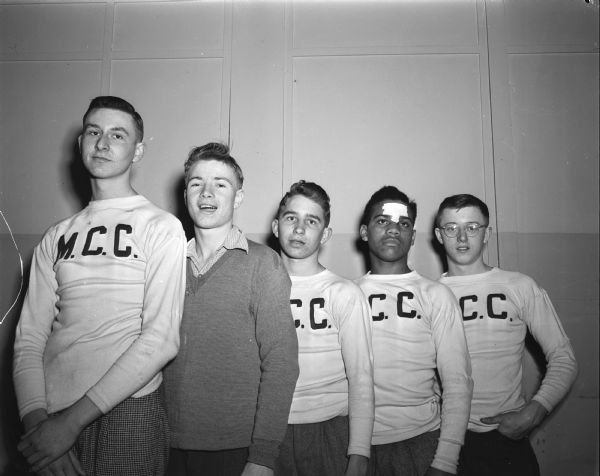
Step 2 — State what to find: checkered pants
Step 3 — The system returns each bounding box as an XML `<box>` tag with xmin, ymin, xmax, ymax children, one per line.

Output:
<box><xmin>74</xmin><ymin>388</ymin><xmax>169</xmax><ymax>476</ymax></box>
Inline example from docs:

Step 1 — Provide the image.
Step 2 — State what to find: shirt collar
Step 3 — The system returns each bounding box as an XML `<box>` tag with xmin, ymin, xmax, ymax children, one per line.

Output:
<box><xmin>186</xmin><ymin>225</ymin><xmax>248</xmax><ymax>259</ymax></box>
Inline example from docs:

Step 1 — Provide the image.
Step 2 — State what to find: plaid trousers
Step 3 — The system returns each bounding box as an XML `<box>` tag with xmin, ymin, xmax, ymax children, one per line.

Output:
<box><xmin>74</xmin><ymin>387</ymin><xmax>169</xmax><ymax>476</ymax></box>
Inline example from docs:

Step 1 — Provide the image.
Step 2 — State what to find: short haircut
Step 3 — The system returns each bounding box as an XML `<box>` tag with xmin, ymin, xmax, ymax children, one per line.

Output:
<box><xmin>361</xmin><ymin>186</ymin><xmax>417</xmax><ymax>226</ymax></box>
<box><xmin>277</xmin><ymin>180</ymin><xmax>331</xmax><ymax>227</ymax></box>
<box><xmin>435</xmin><ymin>194</ymin><xmax>490</xmax><ymax>227</ymax></box>
<box><xmin>83</xmin><ymin>96</ymin><xmax>144</xmax><ymax>141</ymax></box>
<box><xmin>184</xmin><ymin>142</ymin><xmax>244</xmax><ymax>188</ymax></box>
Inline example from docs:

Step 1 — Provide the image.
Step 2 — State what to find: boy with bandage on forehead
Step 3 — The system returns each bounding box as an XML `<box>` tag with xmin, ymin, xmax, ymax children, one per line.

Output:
<box><xmin>356</xmin><ymin>186</ymin><xmax>473</xmax><ymax>476</ymax></box>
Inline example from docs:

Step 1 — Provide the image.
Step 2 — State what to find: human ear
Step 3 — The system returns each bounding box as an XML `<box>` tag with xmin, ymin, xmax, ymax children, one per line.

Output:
<box><xmin>359</xmin><ymin>225</ymin><xmax>368</xmax><ymax>242</ymax></box>
<box><xmin>132</xmin><ymin>142</ymin><xmax>145</xmax><ymax>163</ymax></box>
<box><xmin>483</xmin><ymin>226</ymin><xmax>492</xmax><ymax>244</ymax></box>
<box><xmin>234</xmin><ymin>189</ymin><xmax>244</xmax><ymax>209</ymax></box>
<box><xmin>320</xmin><ymin>227</ymin><xmax>332</xmax><ymax>245</ymax></box>
<box><xmin>271</xmin><ymin>219</ymin><xmax>279</xmax><ymax>238</ymax></box>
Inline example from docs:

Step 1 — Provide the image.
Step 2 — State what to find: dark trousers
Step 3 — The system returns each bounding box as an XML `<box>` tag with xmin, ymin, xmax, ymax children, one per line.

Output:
<box><xmin>458</xmin><ymin>430</ymin><xmax>540</xmax><ymax>476</ymax></box>
<box><xmin>167</xmin><ymin>447</ymin><xmax>249</xmax><ymax>476</ymax></box>
<box><xmin>275</xmin><ymin>415</ymin><xmax>350</xmax><ymax>476</ymax></box>
<box><xmin>368</xmin><ymin>430</ymin><xmax>440</xmax><ymax>476</ymax></box>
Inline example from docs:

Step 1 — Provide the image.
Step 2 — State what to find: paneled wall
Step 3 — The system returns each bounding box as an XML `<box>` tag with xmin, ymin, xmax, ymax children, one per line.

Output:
<box><xmin>1</xmin><ymin>1</ymin><xmax>598</xmax><ymax>475</ymax></box>
<box><xmin>486</xmin><ymin>2</ymin><xmax>599</xmax><ymax>473</ymax></box>
<box><xmin>0</xmin><ymin>1</ymin><xmax>231</xmax><ymax>227</ymax></box>
<box><xmin>285</xmin><ymin>1</ymin><xmax>497</xmax><ymax>279</ymax></box>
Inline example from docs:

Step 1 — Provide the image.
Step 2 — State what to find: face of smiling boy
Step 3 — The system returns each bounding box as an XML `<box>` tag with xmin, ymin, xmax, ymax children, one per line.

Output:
<box><xmin>184</xmin><ymin>159</ymin><xmax>244</xmax><ymax>232</ymax></box>
<box><xmin>272</xmin><ymin>194</ymin><xmax>331</xmax><ymax>261</ymax></box>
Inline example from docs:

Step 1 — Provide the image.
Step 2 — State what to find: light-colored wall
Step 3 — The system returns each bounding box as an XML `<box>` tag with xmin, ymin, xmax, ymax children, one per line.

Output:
<box><xmin>1</xmin><ymin>1</ymin><xmax>598</xmax><ymax>474</ymax></box>
<box><xmin>486</xmin><ymin>2</ymin><xmax>599</xmax><ymax>473</ymax></box>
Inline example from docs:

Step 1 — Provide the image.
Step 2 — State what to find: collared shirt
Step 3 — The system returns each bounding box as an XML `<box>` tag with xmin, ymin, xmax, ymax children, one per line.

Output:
<box><xmin>187</xmin><ymin>225</ymin><xmax>248</xmax><ymax>277</ymax></box>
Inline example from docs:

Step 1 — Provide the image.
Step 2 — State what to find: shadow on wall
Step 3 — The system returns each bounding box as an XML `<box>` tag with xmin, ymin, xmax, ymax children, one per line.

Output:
<box><xmin>265</xmin><ymin>204</ymin><xmax>281</xmax><ymax>253</ymax></box>
<box><xmin>428</xmin><ymin>215</ymin><xmax>448</xmax><ymax>275</ymax></box>
<box><xmin>1</xmin><ymin>250</ymin><xmax>32</xmax><ymax>476</ymax></box>
<box><xmin>63</xmin><ymin>127</ymin><xmax>92</xmax><ymax>211</ymax></box>
<box><xmin>172</xmin><ymin>175</ymin><xmax>195</xmax><ymax>241</ymax></box>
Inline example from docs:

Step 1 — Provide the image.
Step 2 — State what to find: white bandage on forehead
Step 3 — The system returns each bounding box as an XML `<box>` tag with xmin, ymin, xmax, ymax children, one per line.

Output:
<box><xmin>382</xmin><ymin>202</ymin><xmax>409</xmax><ymax>223</ymax></box>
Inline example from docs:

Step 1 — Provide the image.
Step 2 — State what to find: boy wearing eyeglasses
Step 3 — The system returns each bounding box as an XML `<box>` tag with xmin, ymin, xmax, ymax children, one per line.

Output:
<box><xmin>435</xmin><ymin>194</ymin><xmax>577</xmax><ymax>476</ymax></box>
<box><xmin>357</xmin><ymin>186</ymin><xmax>472</xmax><ymax>476</ymax></box>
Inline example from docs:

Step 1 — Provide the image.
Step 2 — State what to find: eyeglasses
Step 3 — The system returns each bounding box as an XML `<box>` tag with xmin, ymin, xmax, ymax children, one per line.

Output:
<box><xmin>437</xmin><ymin>222</ymin><xmax>487</xmax><ymax>238</ymax></box>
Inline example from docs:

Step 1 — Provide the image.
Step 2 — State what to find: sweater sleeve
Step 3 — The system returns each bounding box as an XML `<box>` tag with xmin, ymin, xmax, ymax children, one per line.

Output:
<box><xmin>85</xmin><ymin>218</ymin><xmax>186</xmax><ymax>413</ymax></box>
<box><xmin>13</xmin><ymin>230</ymin><xmax>59</xmax><ymax>418</ymax></box>
<box><xmin>335</xmin><ymin>282</ymin><xmax>374</xmax><ymax>459</ymax></box>
<box><xmin>430</xmin><ymin>285</ymin><xmax>473</xmax><ymax>474</ymax></box>
<box><xmin>522</xmin><ymin>285</ymin><xmax>578</xmax><ymax>412</ymax></box>
<box><xmin>247</xmin><ymin>250</ymin><xmax>299</xmax><ymax>469</ymax></box>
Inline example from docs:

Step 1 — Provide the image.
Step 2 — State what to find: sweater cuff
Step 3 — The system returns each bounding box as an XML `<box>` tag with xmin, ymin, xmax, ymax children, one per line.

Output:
<box><xmin>431</xmin><ymin>439</ymin><xmax>462</xmax><ymax>474</ymax></box>
<box><xmin>248</xmin><ymin>438</ymin><xmax>280</xmax><ymax>469</ymax></box>
<box><xmin>531</xmin><ymin>395</ymin><xmax>553</xmax><ymax>414</ymax></box>
<box><xmin>347</xmin><ymin>445</ymin><xmax>371</xmax><ymax>459</ymax></box>
<box><xmin>85</xmin><ymin>388</ymin><xmax>110</xmax><ymax>415</ymax></box>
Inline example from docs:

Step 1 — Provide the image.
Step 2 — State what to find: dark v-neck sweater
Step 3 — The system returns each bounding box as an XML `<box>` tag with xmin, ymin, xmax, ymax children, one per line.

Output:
<box><xmin>164</xmin><ymin>240</ymin><xmax>299</xmax><ymax>468</ymax></box>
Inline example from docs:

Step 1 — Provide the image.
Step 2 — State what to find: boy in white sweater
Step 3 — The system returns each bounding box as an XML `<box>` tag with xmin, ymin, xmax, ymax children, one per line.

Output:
<box><xmin>435</xmin><ymin>194</ymin><xmax>577</xmax><ymax>476</ymax></box>
<box><xmin>356</xmin><ymin>186</ymin><xmax>472</xmax><ymax>476</ymax></box>
<box><xmin>272</xmin><ymin>180</ymin><xmax>374</xmax><ymax>476</ymax></box>
<box><xmin>13</xmin><ymin>96</ymin><xmax>186</xmax><ymax>476</ymax></box>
